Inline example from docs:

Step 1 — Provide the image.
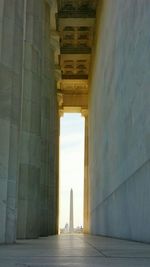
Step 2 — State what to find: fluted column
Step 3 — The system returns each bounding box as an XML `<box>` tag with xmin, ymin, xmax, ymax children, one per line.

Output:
<box><xmin>82</xmin><ymin>110</ymin><xmax>90</xmax><ymax>233</ymax></box>
<box><xmin>17</xmin><ymin>0</ymin><xmax>44</xmax><ymax>239</ymax></box>
<box><xmin>40</xmin><ymin>1</ymin><xmax>52</xmax><ymax>237</ymax></box>
<box><xmin>48</xmin><ymin>88</ymin><xmax>59</xmax><ymax>235</ymax></box>
<box><xmin>40</xmin><ymin>3</ymin><xmax>60</xmax><ymax>235</ymax></box>
<box><xmin>0</xmin><ymin>0</ymin><xmax>24</xmax><ymax>243</ymax></box>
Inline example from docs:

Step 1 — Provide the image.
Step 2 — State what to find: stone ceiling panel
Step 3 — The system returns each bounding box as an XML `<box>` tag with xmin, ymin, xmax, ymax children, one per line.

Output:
<box><xmin>55</xmin><ymin>0</ymin><xmax>97</xmax><ymax>112</ymax></box>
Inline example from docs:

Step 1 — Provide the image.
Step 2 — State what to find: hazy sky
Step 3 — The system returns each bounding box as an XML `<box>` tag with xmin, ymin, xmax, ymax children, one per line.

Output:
<box><xmin>59</xmin><ymin>113</ymin><xmax>85</xmax><ymax>229</ymax></box>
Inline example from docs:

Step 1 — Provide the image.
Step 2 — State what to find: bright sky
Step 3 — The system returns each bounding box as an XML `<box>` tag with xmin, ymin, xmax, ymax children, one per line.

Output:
<box><xmin>59</xmin><ymin>113</ymin><xmax>85</xmax><ymax>229</ymax></box>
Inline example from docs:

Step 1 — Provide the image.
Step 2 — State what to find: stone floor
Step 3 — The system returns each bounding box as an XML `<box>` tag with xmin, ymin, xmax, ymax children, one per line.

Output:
<box><xmin>0</xmin><ymin>234</ymin><xmax>150</xmax><ymax>266</ymax></box>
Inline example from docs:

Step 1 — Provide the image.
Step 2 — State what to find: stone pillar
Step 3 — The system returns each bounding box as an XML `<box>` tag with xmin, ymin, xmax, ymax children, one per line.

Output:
<box><xmin>46</xmin><ymin>24</ymin><xmax>60</xmax><ymax>235</ymax></box>
<box><xmin>17</xmin><ymin>0</ymin><xmax>44</xmax><ymax>239</ymax></box>
<box><xmin>0</xmin><ymin>0</ymin><xmax>59</xmax><ymax>242</ymax></box>
<box><xmin>48</xmin><ymin>89</ymin><xmax>59</xmax><ymax>235</ymax></box>
<box><xmin>82</xmin><ymin>110</ymin><xmax>90</xmax><ymax>233</ymax></box>
<box><xmin>0</xmin><ymin>0</ymin><xmax>24</xmax><ymax>243</ymax></box>
<box><xmin>40</xmin><ymin>1</ymin><xmax>51</xmax><ymax>237</ymax></box>
<box><xmin>16</xmin><ymin>0</ymin><xmax>59</xmax><ymax>238</ymax></box>
<box><xmin>40</xmin><ymin>0</ymin><xmax>60</xmax><ymax>237</ymax></box>
<box><xmin>69</xmin><ymin>189</ymin><xmax>74</xmax><ymax>233</ymax></box>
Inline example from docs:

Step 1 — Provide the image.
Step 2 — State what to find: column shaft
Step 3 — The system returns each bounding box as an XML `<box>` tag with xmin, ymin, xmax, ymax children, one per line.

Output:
<box><xmin>17</xmin><ymin>0</ymin><xmax>43</xmax><ymax>239</ymax></box>
<box><xmin>0</xmin><ymin>0</ymin><xmax>24</xmax><ymax>243</ymax></box>
<box><xmin>84</xmin><ymin>115</ymin><xmax>90</xmax><ymax>233</ymax></box>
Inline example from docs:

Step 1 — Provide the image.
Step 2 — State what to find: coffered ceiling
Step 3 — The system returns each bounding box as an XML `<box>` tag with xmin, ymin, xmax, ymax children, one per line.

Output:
<box><xmin>55</xmin><ymin>0</ymin><xmax>97</xmax><ymax>114</ymax></box>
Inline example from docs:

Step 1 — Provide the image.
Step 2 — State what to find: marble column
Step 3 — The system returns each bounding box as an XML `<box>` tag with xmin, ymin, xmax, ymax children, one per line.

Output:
<box><xmin>40</xmin><ymin>0</ymin><xmax>59</xmax><ymax>237</ymax></box>
<box><xmin>48</xmin><ymin>86</ymin><xmax>59</xmax><ymax>235</ymax></box>
<box><xmin>82</xmin><ymin>111</ymin><xmax>90</xmax><ymax>233</ymax></box>
<box><xmin>39</xmin><ymin>0</ymin><xmax>51</xmax><ymax>239</ymax></box>
<box><xmin>16</xmin><ymin>0</ymin><xmax>59</xmax><ymax>238</ymax></box>
<box><xmin>0</xmin><ymin>0</ymin><xmax>60</xmax><ymax>242</ymax></box>
<box><xmin>44</xmin><ymin>19</ymin><xmax>60</xmax><ymax>235</ymax></box>
<box><xmin>17</xmin><ymin>0</ymin><xmax>44</xmax><ymax>239</ymax></box>
<box><xmin>69</xmin><ymin>189</ymin><xmax>74</xmax><ymax>233</ymax></box>
<box><xmin>0</xmin><ymin>0</ymin><xmax>24</xmax><ymax>243</ymax></box>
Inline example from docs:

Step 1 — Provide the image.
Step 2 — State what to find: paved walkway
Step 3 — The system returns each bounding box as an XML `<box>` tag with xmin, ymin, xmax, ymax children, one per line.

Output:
<box><xmin>0</xmin><ymin>234</ymin><xmax>150</xmax><ymax>266</ymax></box>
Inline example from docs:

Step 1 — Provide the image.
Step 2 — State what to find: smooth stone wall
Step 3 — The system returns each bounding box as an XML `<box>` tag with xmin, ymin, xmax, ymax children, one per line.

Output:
<box><xmin>89</xmin><ymin>0</ymin><xmax>150</xmax><ymax>242</ymax></box>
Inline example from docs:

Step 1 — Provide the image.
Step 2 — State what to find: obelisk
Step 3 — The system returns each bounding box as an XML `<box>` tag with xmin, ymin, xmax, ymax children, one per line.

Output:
<box><xmin>69</xmin><ymin>188</ymin><xmax>74</xmax><ymax>233</ymax></box>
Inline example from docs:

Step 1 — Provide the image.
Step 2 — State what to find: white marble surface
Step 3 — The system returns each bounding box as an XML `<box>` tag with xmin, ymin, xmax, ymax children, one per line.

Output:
<box><xmin>89</xmin><ymin>0</ymin><xmax>150</xmax><ymax>242</ymax></box>
<box><xmin>0</xmin><ymin>234</ymin><xmax>150</xmax><ymax>267</ymax></box>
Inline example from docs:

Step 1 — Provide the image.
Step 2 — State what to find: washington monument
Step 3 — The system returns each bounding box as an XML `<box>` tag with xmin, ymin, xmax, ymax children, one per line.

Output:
<box><xmin>69</xmin><ymin>189</ymin><xmax>74</xmax><ymax>233</ymax></box>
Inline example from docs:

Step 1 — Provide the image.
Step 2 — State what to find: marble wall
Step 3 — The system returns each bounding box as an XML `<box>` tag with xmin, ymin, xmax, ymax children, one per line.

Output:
<box><xmin>89</xmin><ymin>0</ymin><xmax>150</xmax><ymax>242</ymax></box>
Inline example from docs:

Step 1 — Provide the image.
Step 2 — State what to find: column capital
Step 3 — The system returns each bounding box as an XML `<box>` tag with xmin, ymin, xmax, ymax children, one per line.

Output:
<box><xmin>46</xmin><ymin>0</ymin><xmax>53</xmax><ymax>7</ymax></box>
<box><xmin>57</xmin><ymin>91</ymin><xmax>63</xmax><ymax>108</ymax></box>
<box><xmin>59</xmin><ymin>109</ymin><xmax>64</xmax><ymax>117</ymax></box>
<box><xmin>81</xmin><ymin>109</ymin><xmax>88</xmax><ymax>117</ymax></box>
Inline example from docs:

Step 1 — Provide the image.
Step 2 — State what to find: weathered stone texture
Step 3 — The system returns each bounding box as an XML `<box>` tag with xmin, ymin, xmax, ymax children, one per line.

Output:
<box><xmin>0</xmin><ymin>0</ymin><xmax>24</xmax><ymax>243</ymax></box>
<box><xmin>40</xmin><ymin>2</ymin><xmax>57</xmax><ymax>237</ymax></box>
<box><xmin>0</xmin><ymin>0</ymin><xmax>59</xmax><ymax>243</ymax></box>
<box><xmin>89</xmin><ymin>0</ymin><xmax>150</xmax><ymax>242</ymax></box>
<box><xmin>17</xmin><ymin>0</ymin><xmax>43</xmax><ymax>239</ymax></box>
<box><xmin>17</xmin><ymin>0</ymin><xmax>59</xmax><ymax>239</ymax></box>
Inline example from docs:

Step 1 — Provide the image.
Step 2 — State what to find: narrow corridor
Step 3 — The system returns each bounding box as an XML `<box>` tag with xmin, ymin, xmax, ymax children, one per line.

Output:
<box><xmin>0</xmin><ymin>235</ymin><xmax>150</xmax><ymax>266</ymax></box>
